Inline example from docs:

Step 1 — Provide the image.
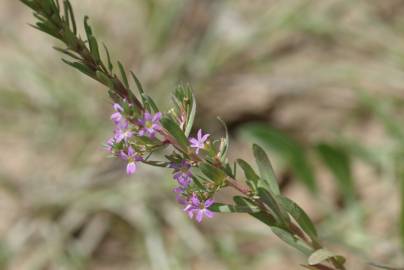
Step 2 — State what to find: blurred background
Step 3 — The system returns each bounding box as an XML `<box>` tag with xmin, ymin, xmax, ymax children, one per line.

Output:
<box><xmin>1</xmin><ymin>0</ymin><xmax>404</xmax><ymax>269</ymax></box>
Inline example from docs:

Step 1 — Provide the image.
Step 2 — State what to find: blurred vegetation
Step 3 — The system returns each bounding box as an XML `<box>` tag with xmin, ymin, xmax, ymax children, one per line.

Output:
<box><xmin>1</xmin><ymin>0</ymin><xmax>404</xmax><ymax>269</ymax></box>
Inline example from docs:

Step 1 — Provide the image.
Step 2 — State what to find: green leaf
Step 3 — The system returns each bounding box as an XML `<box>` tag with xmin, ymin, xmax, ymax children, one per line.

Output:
<box><xmin>117</xmin><ymin>61</ymin><xmax>129</xmax><ymax>89</ymax></box>
<box><xmin>160</xmin><ymin>116</ymin><xmax>188</xmax><ymax>150</ymax></box>
<box><xmin>141</xmin><ymin>94</ymin><xmax>159</xmax><ymax>113</ymax></box>
<box><xmin>233</xmin><ymin>196</ymin><xmax>276</xmax><ymax>226</ymax></box>
<box><xmin>64</xmin><ymin>0</ymin><xmax>76</xmax><ymax>34</ymax></box>
<box><xmin>237</xmin><ymin>159</ymin><xmax>260</xmax><ymax>191</ymax></box>
<box><xmin>32</xmin><ymin>23</ymin><xmax>60</xmax><ymax>39</ymax></box>
<box><xmin>253</xmin><ymin>144</ymin><xmax>280</xmax><ymax>195</ymax></box>
<box><xmin>53</xmin><ymin>46</ymin><xmax>81</xmax><ymax>60</ymax></box>
<box><xmin>62</xmin><ymin>59</ymin><xmax>94</xmax><ymax>78</ymax></box>
<box><xmin>209</xmin><ymin>203</ymin><xmax>260</xmax><ymax>213</ymax></box>
<box><xmin>278</xmin><ymin>196</ymin><xmax>318</xmax><ymax>240</ymax></box>
<box><xmin>83</xmin><ymin>16</ymin><xmax>93</xmax><ymax>39</ymax></box>
<box><xmin>199</xmin><ymin>163</ymin><xmax>226</xmax><ymax>184</ymax></box>
<box><xmin>130</xmin><ymin>71</ymin><xmax>144</xmax><ymax>94</ymax></box>
<box><xmin>316</xmin><ymin>143</ymin><xmax>355</xmax><ymax>203</ymax></box>
<box><xmin>241</xmin><ymin>124</ymin><xmax>317</xmax><ymax>193</ymax></box>
<box><xmin>96</xmin><ymin>71</ymin><xmax>113</xmax><ymax>88</ymax></box>
<box><xmin>271</xmin><ymin>227</ymin><xmax>313</xmax><ymax>256</ymax></box>
<box><xmin>88</xmin><ymin>36</ymin><xmax>100</xmax><ymax>63</ymax></box>
<box><xmin>185</xmin><ymin>91</ymin><xmax>196</xmax><ymax>137</ymax></box>
<box><xmin>174</xmin><ymin>85</ymin><xmax>196</xmax><ymax>137</ymax></box>
<box><xmin>103</xmin><ymin>43</ymin><xmax>113</xmax><ymax>72</ymax></box>
<box><xmin>257</xmin><ymin>188</ymin><xmax>289</xmax><ymax>226</ymax></box>
<box><xmin>218</xmin><ymin>117</ymin><xmax>229</xmax><ymax>162</ymax></box>
<box><xmin>308</xmin><ymin>249</ymin><xmax>345</xmax><ymax>266</ymax></box>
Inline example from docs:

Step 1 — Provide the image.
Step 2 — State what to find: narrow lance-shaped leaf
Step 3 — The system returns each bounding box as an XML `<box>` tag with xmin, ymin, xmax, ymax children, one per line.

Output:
<box><xmin>258</xmin><ymin>188</ymin><xmax>290</xmax><ymax>226</ymax></box>
<box><xmin>186</xmin><ymin>94</ymin><xmax>196</xmax><ymax>137</ymax></box>
<box><xmin>142</xmin><ymin>94</ymin><xmax>159</xmax><ymax>113</ymax></box>
<box><xmin>160</xmin><ymin>116</ymin><xmax>189</xmax><ymax>150</ymax></box>
<box><xmin>64</xmin><ymin>0</ymin><xmax>77</xmax><ymax>34</ymax></box>
<box><xmin>271</xmin><ymin>227</ymin><xmax>313</xmax><ymax>256</ymax></box>
<box><xmin>199</xmin><ymin>162</ymin><xmax>226</xmax><ymax>184</ymax></box>
<box><xmin>253</xmin><ymin>144</ymin><xmax>280</xmax><ymax>195</ymax></box>
<box><xmin>278</xmin><ymin>196</ymin><xmax>318</xmax><ymax>240</ymax></box>
<box><xmin>62</xmin><ymin>59</ymin><xmax>95</xmax><ymax>78</ymax></box>
<box><xmin>316</xmin><ymin>143</ymin><xmax>355</xmax><ymax>203</ymax></box>
<box><xmin>130</xmin><ymin>71</ymin><xmax>145</xmax><ymax>94</ymax></box>
<box><xmin>118</xmin><ymin>61</ymin><xmax>129</xmax><ymax>89</ymax></box>
<box><xmin>88</xmin><ymin>36</ymin><xmax>100</xmax><ymax>63</ymax></box>
<box><xmin>237</xmin><ymin>159</ymin><xmax>259</xmax><ymax>191</ymax></box>
<box><xmin>233</xmin><ymin>196</ymin><xmax>277</xmax><ymax>227</ymax></box>
<box><xmin>103</xmin><ymin>43</ymin><xmax>113</xmax><ymax>72</ymax></box>
<box><xmin>217</xmin><ymin>117</ymin><xmax>229</xmax><ymax>162</ymax></box>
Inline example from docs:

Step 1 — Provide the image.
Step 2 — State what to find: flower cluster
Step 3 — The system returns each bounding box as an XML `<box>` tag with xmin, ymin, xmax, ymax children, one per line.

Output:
<box><xmin>105</xmin><ymin>101</ymin><xmax>163</xmax><ymax>175</ymax></box>
<box><xmin>105</xmin><ymin>101</ymin><xmax>215</xmax><ymax>222</ymax></box>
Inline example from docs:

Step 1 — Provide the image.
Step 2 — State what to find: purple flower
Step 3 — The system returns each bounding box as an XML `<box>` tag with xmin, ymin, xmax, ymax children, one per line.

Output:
<box><xmin>189</xmin><ymin>129</ymin><xmax>210</xmax><ymax>154</ymax></box>
<box><xmin>138</xmin><ymin>112</ymin><xmax>162</xmax><ymax>138</ymax></box>
<box><xmin>114</xmin><ymin>121</ymin><xmax>133</xmax><ymax>143</ymax></box>
<box><xmin>184</xmin><ymin>194</ymin><xmax>214</xmax><ymax>223</ymax></box>
<box><xmin>120</xmin><ymin>146</ymin><xmax>142</xmax><ymax>175</ymax></box>
<box><xmin>105</xmin><ymin>137</ymin><xmax>116</xmax><ymax>152</ymax></box>
<box><xmin>170</xmin><ymin>160</ymin><xmax>192</xmax><ymax>187</ymax></box>
<box><xmin>111</xmin><ymin>103</ymin><xmax>124</xmax><ymax>124</ymax></box>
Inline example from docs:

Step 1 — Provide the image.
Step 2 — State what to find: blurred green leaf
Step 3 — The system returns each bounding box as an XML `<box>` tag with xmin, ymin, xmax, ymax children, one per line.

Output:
<box><xmin>174</xmin><ymin>85</ymin><xmax>196</xmax><ymax>137</ymax></box>
<box><xmin>237</xmin><ymin>159</ymin><xmax>260</xmax><ymax>192</ymax></box>
<box><xmin>160</xmin><ymin>116</ymin><xmax>188</xmax><ymax>150</ymax></box>
<box><xmin>253</xmin><ymin>144</ymin><xmax>280</xmax><ymax>195</ymax></box>
<box><xmin>62</xmin><ymin>59</ymin><xmax>95</xmax><ymax>78</ymax></box>
<box><xmin>316</xmin><ymin>143</ymin><xmax>355</xmax><ymax>203</ymax></box>
<box><xmin>141</xmin><ymin>93</ymin><xmax>159</xmax><ymax>113</ymax></box>
<box><xmin>308</xmin><ymin>248</ymin><xmax>345</xmax><ymax>266</ymax></box>
<box><xmin>278</xmin><ymin>196</ymin><xmax>318</xmax><ymax>240</ymax></box>
<box><xmin>242</xmin><ymin>123</ymin><xmax>317</xmax><ymax>193</ymax></box>
<box><xmin>117</xmin><ymin>61</ymin><xmax>129</xmax><ymax>89</ymax></box>
<box><xmin>88</xmin><ymin>36</ymin><xmax>100</xmax><ymax>63</ymax></box>
<box><xmin>199</xmin><ymin>163</ymin><xmax>226</xmax><ymax>184</ymax></box>
<box><xmin>218</xmin><ymin>117</ymin><xmax>229</xmax><ymax>162</ymax></box>
<box><xmin>233</xmin><ymin>196</ymin><xmax>277</xmax><ymax>226</ymax></box>
<box><xmin>271</xmin><ymin>227</ymin><xmax>313</xmax><ymax>256</ymax></box>
<box><xmin>258</xmin><ymin>188</ymin><xmax>289</xmax><ymax>226</ymax></box>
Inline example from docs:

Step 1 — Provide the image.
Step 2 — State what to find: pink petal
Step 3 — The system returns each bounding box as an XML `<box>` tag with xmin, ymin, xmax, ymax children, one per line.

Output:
<box><xmin>204</xmin><ymin>198</ymin><xmax>214</xmax><ymax>208</ymax></box>
<box><xmin>144</xmin><ymin>112</ymin><xmax>152</xmax><ymax>120</ymax></box>
<box><xmin>153</xmin><ymin>112</ymin><xmax>162</xmax><ymax>121</ymax></box>
<box><xmin>196</xmin><ymin>210</ymin><xmax>204</xmax><ymax>223</ymax></box>
<box><xmin>189</xmin><ymin>138</ymin><xmax>198</xmax><ymax>145</ymax></box>
<box><xmin>113</xmin><ymin>103</ymin><xmax>123</xmax><ymax>112</ymax></box>
<box><xmin>126</xmin><ymin>162</ymin><xmax>137</xmax><ymax>175</ymax></box>
<box><xmin>197</xmin><ymin>129</ymin><xmax>203</xmax><ymax>140</ymax></box>
<box><xmin>204</xmin><ymin>210</ymin><xmax>214</xmax><ymax>219</ymax></box>
<box><xmin>127</xmin><ymin>146</ymin><xmax>135</xmax><ymax>156</ymax></box>
<box><xmin>201</xmin><ymin>134</ymin><xmax>210</xmax><ymax>142</ymax></box>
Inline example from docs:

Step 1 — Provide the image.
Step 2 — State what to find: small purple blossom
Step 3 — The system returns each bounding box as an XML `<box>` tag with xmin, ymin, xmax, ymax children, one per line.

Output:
<box><xmin>111</xmin><ymin>103</ymin><xmax>124</xmax><ymax>124</ymax></box>
<box><xmin>114</xmin><ymin>121</ymin><xmax>133</xmax><ymax>143</ymax></box>
<box><xmin>170</xmin><ymin>160</ymin><xmax>192</xmax><ymax>187</ymax></box>
<box><xmin>120</xmin><ymin>146</ymin><xmax>143</xmax><ymax>175</ymax></box>
<box><xmin>184</xmin><ymin>194</ymin><xmax>214</xmax><ymax>222</ymax></box>
<box><xmin>189</xmin><ymin>129</ymin><xmax>210</xmax><ymax>154</ymax></box>
<box><xmin>105</xmin><ymin>137</ymin><xmax>116</xmax><ymax>152</ymax></box>
<box><xmin>138</xmin><ymin>112</ymin><xmax>162</xmax><ymax>138</ymax></box>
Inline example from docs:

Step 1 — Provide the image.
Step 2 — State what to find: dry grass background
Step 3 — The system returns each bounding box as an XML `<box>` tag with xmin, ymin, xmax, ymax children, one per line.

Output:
<box><xmin>1</xmin><ymin>0</ymin><xmax>404</xmax><ymax>269</ymax></box>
